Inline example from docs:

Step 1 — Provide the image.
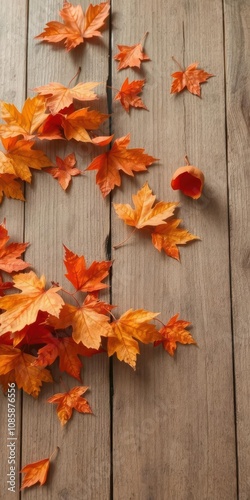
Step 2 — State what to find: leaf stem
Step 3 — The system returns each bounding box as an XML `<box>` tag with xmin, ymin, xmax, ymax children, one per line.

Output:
<box><xmin>154</xmin><ymin>317</ymin><xmax>165</xmax><ymax>327</ymax></box>
<box><xmin>172</xmin><ymin>56</ymin><xmax>184</xmax><ymax>72</ymax></box>
<box><xmin>106</xmin><ymin>84</ymin><xmax>121</xmax><ymax>93</ymax></box>
<box><xmin>60</xmin><ymin>288</ymin><xmax>81</xmax><ymax>307</ymax></box>
<box><xmin>68</xmin><ymin>67</ymin><xmax>81</xmax><ymax>87</ymax></box>
<box><xmin>184</xmin><ymin>155</ymin><xmax>190</xmax><ymax>166</ymax></box>
<box><xmin>49</xmin><ymin>446</ymin><xmax>60</xmax><ymax>461</ymax></box>
<box><xmin>113</xmin><ymin>228</ymin><xmax>137</xmax><ymax>249</ymax></box>
<box><xmin>140</xmin><ymin>31</ymin><xmax>149</xmax><ymax>46</ymax></box>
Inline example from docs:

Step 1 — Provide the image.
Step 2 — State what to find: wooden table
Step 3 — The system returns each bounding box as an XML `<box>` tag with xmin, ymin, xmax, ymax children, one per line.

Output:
<box><xmin>0</xmin><ymin>0</ymin><xmax>249</xmax><ymax>498</ymax></box>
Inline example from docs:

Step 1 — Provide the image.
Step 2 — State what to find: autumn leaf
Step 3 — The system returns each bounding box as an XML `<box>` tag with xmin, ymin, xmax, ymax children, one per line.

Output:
<box><xmin>20</xmin><ymin>448</ymin><xmax>59</xmax><ymax>490</ymax></box>
<box><xmin>114</xmin><ymin>78</ymin><xmax>147</xmax><ymax>113</ymax></box>
<box><xmin>154</xmin><ymin>314</ymin><xmax>196</xmax><ymax>356</ymax></box>
<box><xmin>62</xmin><ymin>107</ymin><xmax>109</xmax><ymax>142</ymax></box>
<box><xmin>151</xmin><ymin>219</ymin><xmax>198</xmax><ymax>261</ymax></box>
<box><xmin>0</xmin><ymin>271</ymin><xmax>64</xmax><ymax>335</ymax></box>
<box><xmin>0</xmin><ymin>219</ymin><xmax>30</xmax><ymax>273</ymax></box>
<box><xmin>0</xmin><ymin>275</ymin><xmax>13</xmax><ymax>297</ymax></box>
<box><xmin>48</xmin><ymin>295</ymin><xmax>112</xmax><ymax>349</ymax></box>
<box><xmin>11</xmin><ymin>314</ymin><xmax>53</xmax><ymax>348</ymax></box>
<box><xmin>107</xmin><ymin>309</ymin><xmax>161</xmax><ymax>369</ymax></box>
<box><xmin>1</xmin><ymin>137</ymin><xmax>53</xmax><ymax>183</ymax></box>
<box><xmin>36</xmin><ymin>112</ymin><xmax>65</xmax><ymax>140</ymax></box>
<box><xmin>86</xmin><ymin>134</ymin><xmax>157</xmax><ymax>197</ymax></box>
<box><xmin>33</xmin><ymin>337</ymin><xmax>99</xmax><ymax>381</ymax></box>
<box><xmin>170</xmin><ymin>58</ymin><xmax>214</xmax><ymax>96</ymax></box>
<box><xmin>114</xmin><ymin>182</ymin><xmax>178</xmax><ymax>230</ymax></box>
<box><xmin>0</xmin><ymin>96</ymin><xmax>47</xmax><ymax>140</ymax></box>
<box><xmin>64</xmin><ymin>245</ymin><xmax>112</xmax><ymax>292</ymax></box>
<box><xmin>0</xmin><ymin>174</ymin><xmax>24</xmax><ymax>203</ymax></box>
<box><xmin>34</xmin><ymin>81</ymin><xmax>100</xmax><ymax>115</ymax></box>
<box><xmin>0</xmin><ymin>345</ymin><xmax>52</xmax><ymax>397</ymax></box>
<box><xmin>45</xmin><ymin>153</ymin><xmax>82</xmax><ymax>190</ymax></box>
<box><xmin>36</xmin><ymin>1</ymin><xmax>110</xmax><ymax>51</ymax></box>
<box><xmin>114</xmin><ymin>35</ymin><xmax>150</xmax><ymax>70</ymax></box>
<box><xmin>47</xmin><ymin>386</ymin><xmax>92</xmax><ymax>425</ymax></box>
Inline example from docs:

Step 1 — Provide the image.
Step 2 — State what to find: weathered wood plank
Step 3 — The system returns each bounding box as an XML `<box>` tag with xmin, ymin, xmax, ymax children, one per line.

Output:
<box><xmin>111</xmin><ymin>0</ymin><xmax>237</xmax><ymax>498</ymax></box>
<box><xmin>20</xmin><ymin>1</ymin><xmax>111</xmax><ymax>498</ymax></box>
<box><xmin>224</xmin><ymin>1</ymin><xmax>250</xmax><ymax>498</ymax></box>
<box><xmin>0</xmin><ymin>1</ymin><xmax>28</xmax><ymax>497</ymax></box>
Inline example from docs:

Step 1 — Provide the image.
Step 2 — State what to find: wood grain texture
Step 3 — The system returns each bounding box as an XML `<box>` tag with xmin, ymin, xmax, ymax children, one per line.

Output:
<box><xmin>224</xmin><ymin>0</ymin><xmax>250</xmax><ymax>498</ymax></box>
<box><xmin>111</xmin><ymin>0</ymin><xmax>237</xmax><ymax>498</ymax></box>
<box><xmin>0</xmin><ymin>1</ymin><xmax>28</xmax><ymax>498</ymax></box>
<box><xmin>20</xmin><ymin>1</ymin><xmax>111</xmax><ymax>498</ymax></box>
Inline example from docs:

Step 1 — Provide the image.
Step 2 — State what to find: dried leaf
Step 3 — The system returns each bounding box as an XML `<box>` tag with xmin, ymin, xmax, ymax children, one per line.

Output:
<box><xmin>0</xmin><ymin>271</ymin><xmax>64</xmax><ymax>335</ymax></box>
<box><xmin>0</xmin><ymin>174</ymin><xmax>24</xmax><ymax>203</ymax></box>
<box><xmin>64</xmin><ymin>245</ymin><xmax>112</xmax><ymax>292</ymax></box>
<box><xmin>45</xmin><ymin>153</ymin><xmax>82</xmax><ymax>190</ymax></box>
<box><xmin>114</xmin><ymin>40</ymin><xmax>150</xmax><ymax>70</ymax></box>
<box><xmin>62</xmin><ymin>107</ymin><xmax>108</xmax><ymax>142</ymax></box>
<box><xmin>0</xmin><ymin>220</ymin><xmax>30</xmax><ymax>273</ymax></box>
<box><xmin>114</xmin><ymin>78</ymin><xmax>147</xmax><ymax>112</ymax></box>
<box><xmin>170</xmin><ymin>60</ymin><xmax>214</xmax><ymax>96</ymax></box>
<box><xmin>20</xmin><ymin>457</ymin><xmax>50</xmax><ymax>489</ymax></box>
<box><xmin>36</xmin><ymin>1</ymin><xmax>110</xmax><ymax>51</ymax></box>
<box><xmin>0</xmin><ymin>96</ymin><xmax>47</xmax><ymax>140</ymax></box>
<box><xmin>86</xmin><ymin>134</ymin><xmax>157</xmax><ymax>197</ymax></box>
<box><xmin>34</xmin><ymin>81</ymin><xmax>100</xmax><ymax>115</ymax></box>
<box><xmin>107</xmin><ymin>309</ymin><xmax>160</xmax><ymax>369</ymax></box>
<box><xmin>151</xmin><ymin>219</ymin><xmax>198</xmax><ymax>261</ymax></box>
<box><xmin>47</xmin><ymin>385</ymin><xmax>92</xmax><ymax>425</ymax></box>
<box><xmin>114</xmin><ymin>182</ymin><xmax>178</xmax><ymax>229</ymax></box>
<box><xmin>154</xmin><ymin>314</ymin><xmax>196</xmax><ymax>355</ymax></box>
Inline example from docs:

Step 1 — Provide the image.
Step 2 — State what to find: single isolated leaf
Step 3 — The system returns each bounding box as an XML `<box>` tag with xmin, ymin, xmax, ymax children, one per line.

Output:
<box><xmin>114</xmin><ymin>36</ymin><xmax>150</xmax><ymax>70</ymax></box>
<box><xmin>114</xmin><ymin>182</ymin><xmax>178</xmax><ymax>229</ymax></box>
<box><xmin>48</xmin><ymin>294</ymin><xmax>112</xmax><ymax>349</ymax></box>
<box><xmin>171</xmin><ymin>157</ymin><xmax>205</xmax><ymax>199</ymax></box>
<box><xmin>170</xmin><ymin>58</ymin><xmax>214</xmax><ymax>96</ymax></box>
<box><xmin>0</xmin><ymin>219</ymin><xmax>30</xmax><ymax>273</ymax></box>
<box><xmin>64</xmin><ymin>245</ymin><xmax>112</xmax><ymax>292</ymax></box>
<box><xmin>34</xmin><ymin>81</ymin><xmax>100</xmax><ymax>115</ymax></box>
<box><xmin>0</xmin><ymin>174</ymin><xmax>24</xmax><ymax>204</ymax></box>
<box><xmin>47</xmin><ymin>385</ymin><xmax>92</xmax><ymax>425</ymax></box>
<box><xmin>0</xmin><ymin>271</ymin><xmax>64</xmax><ymax>335</ymax></box>
<box><xmin>154</xmin><ymin>314</ymin><xmax>196</xmax><ymax>356</ymax></box>
<box><xmin>45</xmin><ymin>153</ymin><xmax>82</xmax><ymax>190</ymax></box>
<box><xmin>0</xmin><ymin>345</ymin><xmax>52</xmax><ymax>397</ymax></box>
<box><xmin>114</xmin><ymin>78</ymin><xmax>147</xmax><ymax>113</ymax></box>
<box><xmin>152</xmin><ymin>219</ymin><xmax>199</xmax><ymax>261</ymax></box>
<box><xmin>1</xmin><ymin>137</ymin><xmax>53</xmax><ymax>183</ymax></box>
<box><xmin>62</xmin><ymin>107</ymin><xmax>108</xmax><ymax>142</ymax></box>
<box><xmin>0</xmin><ymin>96</ymin><xmax>47</xmax><ymax>140</ymax></box>
<box><xmin>20</xmin><ymin>457</ymin><xmax>50</xmax><ymax>489</ymax></box>
<box><xmin>86</xmin><ymin>134</ymin><xmax>157</xmax><ymax>197</ymax></box>
<box><xmin>108</xmin><ymin>309</ymin><xmax>161</xmax><ymax>369</ymax></box>
<box><xmin>35</xmin><ymin>1</ymin><xmax>110</xmax><ymax>51</ymax></box>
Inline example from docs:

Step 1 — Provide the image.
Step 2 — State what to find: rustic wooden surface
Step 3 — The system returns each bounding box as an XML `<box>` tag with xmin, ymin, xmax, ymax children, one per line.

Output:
<box><xmin>0</xmin><ymin>0</ymin><xmax>249</xmax><ymax>498</ymax></box>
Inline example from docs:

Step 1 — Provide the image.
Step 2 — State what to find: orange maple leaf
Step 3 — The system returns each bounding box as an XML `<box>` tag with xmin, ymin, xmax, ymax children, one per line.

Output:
<box><xmin>62</xmin><ymin>107</ymin><xmax>109</xmax><ymax>142</ymax></box>
<box><xmin>36</xmin><ymin>1</ymin><xmax>110</xmax><ymax>51</ymax></box>
<box><xmin>151</xmin><ymin>219</ymin><xmax>199</xmax><ymax>261</ymax></box>
<box><xmin>0</xmin><ymin>345</ymin><xmax>52</xmax><ymax>397</ymax></box>
<box><xmin>47</xmin><ymin>386</ymin><xmax>92</xmax><ymax>425</ymax></box>
<box><xmin>154</xmin><ymin>314</ymin><xmax>196</xmax><ymax>356</ymax></box>
<box><xmin>0</xmin><ymin>219</ymin><xmax>30</xmax><ymax>273</ymax></box>
<box><xmin>64</xmin><ymin>245</ymin><xmax>112</xmax><ymax>292</ymax></box>
<box><xmin>0</xmin><ymin>174</ymin><xmax>24</xmax><ymax>203</ymax></box>
<box><xmin>107</xmin><ymin>309</ymin><xmax>161</xmax><ymax>369</ymax></box>
<box><xmin>114</xmin><ymin>35</ymin><xmax>150</xmax><ymax>70</ymax></box>
<box><xmin>86</xmin><ymin>134</ymin><xmax>157</xmax><ymax>197</ymax></box>
<box><xmin>170</xmin><ymin>58</ymin><xmax>214</xmax><ymax>96</ymax></box>
<box><xmin>114</xmin><ymin>78</ymin><xmax>147</xmax><ymax>113</ymax></box>
<box><xmin>45</xmin><ymin>153</ymin><xmax>82</xmax><ymax>190</ymax></box>
<box><xmin>34</xmin><ymin>81</ymin><xmax>100</xmax><ymax>115</ymax></box>
<box><xmin>114</xmin><ymin>182</ymin><xmax>178</xmax><ymax>231</ymax></box>
<box><xmin>0</xmin><ymin>96</ymin><xmax>47</xmax><ymax>140</ymax></box>
<box><xmin>0</xmin><ymin>271</ymin><xmax>64</xmax><ymax>335</ymax></box>
<box><xmin>48</xmin><ymin>295</ymin><xmax>112</xmax><ymax>349</ymax></box>
<box><xmin>33</xmin><ymin>337</ymin><xmax>99</xmax><ymax>381</ymax></box>
<box><xmin>20</xmin><ymin>448</ymin><xmax>60</xmax><ymax>490</ymax></box>
<box><xmin>1</xmin><ymin>137</ymin><xmax>53</xmax><ymax>183</ymax></box>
